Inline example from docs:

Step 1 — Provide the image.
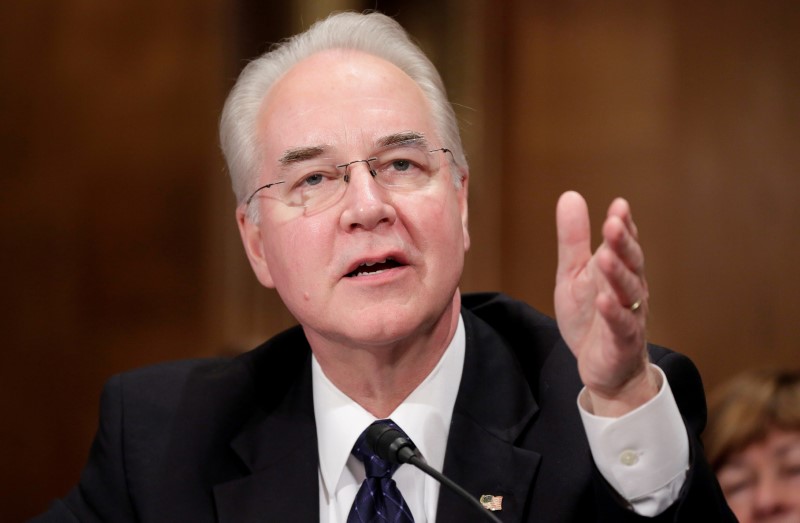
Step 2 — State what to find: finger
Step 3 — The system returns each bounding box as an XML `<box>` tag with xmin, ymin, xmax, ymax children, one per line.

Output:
<box><xmin>596</xmin><ymin>292</ymin><xmax>642</xmax><ymax>344</ymax></box>
<box><xmin>596</xmin><ymin>243</ymin><xmax>648</xmax><ymax>312</ymax></box>
<box><xmin>596</xmin><ymin>288</ymin><xmax>649</xmax><ymax>364</ymax></box>
<box><xmin>556</xmin><ymin>191</ymin><xmax>592</xmax><ymax>278</ymax></box>
<box><xmin>602</xmin><ymin>215</ymin><xmax>645</xmax><ymax>276</ymax></box>
<box><xmin>607</xmin><ymin>197</ymin><xmax>639</xmax><ymax>241</ymax></box>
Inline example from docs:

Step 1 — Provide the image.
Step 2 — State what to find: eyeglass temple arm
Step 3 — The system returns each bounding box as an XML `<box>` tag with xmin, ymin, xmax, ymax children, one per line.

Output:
<box><xmin>245</xmin><ymin>180</ymin><xmax>286</xmax><ymax>205</ymax></box>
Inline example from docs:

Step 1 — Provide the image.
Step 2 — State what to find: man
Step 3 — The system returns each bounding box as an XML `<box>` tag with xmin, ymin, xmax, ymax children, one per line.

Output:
<box><xmin>33</xmin><ymin>12</ymin><xmax>734</xmax><ymax>522</ymax></box>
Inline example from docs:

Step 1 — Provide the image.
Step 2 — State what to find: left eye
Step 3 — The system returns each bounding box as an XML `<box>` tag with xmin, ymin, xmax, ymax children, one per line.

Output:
<box><xmin>391</xmin><ymin>159</ymin><xmax>412</xmax><ymax>171</ymax></box>
<box><xmin>304</xmin><ymin>173</ymin><xmax>324</xmax><ymax>186</ymax></box>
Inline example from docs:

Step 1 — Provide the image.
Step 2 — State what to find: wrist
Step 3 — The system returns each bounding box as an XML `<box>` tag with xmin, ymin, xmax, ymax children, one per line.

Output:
<box><xmin>581</xmin><ymin>365</ymin><xmax>661</xmax><ymax>417</ymax></box>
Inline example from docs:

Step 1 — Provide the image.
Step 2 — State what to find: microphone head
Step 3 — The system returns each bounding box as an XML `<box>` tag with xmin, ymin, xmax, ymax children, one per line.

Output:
<box><xmin>366</xmin><ymin>420</ymin><xmax>418</xmax><ymax>464</ymax></box>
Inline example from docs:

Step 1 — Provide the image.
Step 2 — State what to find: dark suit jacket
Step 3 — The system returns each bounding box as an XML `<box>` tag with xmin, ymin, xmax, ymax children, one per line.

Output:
<box><xmin>33</xmin><ymin>293</ymin><xmax>735</xmax><ymax>522</ymax></box>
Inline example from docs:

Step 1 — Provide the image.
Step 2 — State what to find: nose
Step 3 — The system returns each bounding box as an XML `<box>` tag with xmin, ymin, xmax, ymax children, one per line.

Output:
<box><xmin>338</xmin><ymin>161</ymin><xmax>396</xmax><ymax>231</ymax></box>
<box><xmin>752</xmin><ymin>474</ymin><xmax>789</xmax><ymax>518</ymax></box>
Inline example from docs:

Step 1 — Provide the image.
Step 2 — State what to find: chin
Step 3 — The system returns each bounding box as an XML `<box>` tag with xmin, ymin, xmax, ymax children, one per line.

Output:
<box><xmin>339</xmin><ymin>303</ymin><xmax>445</xmax><ymax>347</ymax></box>
<box><xmin>347</xmin><ymin>314</ymin><xmax>424</xmax><ymax>346</ymax></box>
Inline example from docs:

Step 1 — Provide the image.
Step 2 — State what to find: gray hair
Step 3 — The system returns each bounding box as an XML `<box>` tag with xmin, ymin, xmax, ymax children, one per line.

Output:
<box><xmin>219</xmin><ymin>11</ymin><xmax>467</xmax><ymax>207</ymax></box>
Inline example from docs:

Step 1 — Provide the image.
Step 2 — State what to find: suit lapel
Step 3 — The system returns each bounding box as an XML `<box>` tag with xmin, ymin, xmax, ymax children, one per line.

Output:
<box><xmin>213</xmin><ymin>331</ymin><xmax>320</xmax><ymax>523</ymax></box>
<box><xmin>438</xmin><ymin>308</ymin><xmax>542</xmax><ymax>522</ymax></box>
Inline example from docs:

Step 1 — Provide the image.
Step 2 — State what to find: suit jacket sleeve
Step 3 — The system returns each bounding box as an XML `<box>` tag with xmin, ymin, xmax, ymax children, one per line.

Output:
<box><xmin>30</xmin><ymin>374</ymin><xmax>138</xmax><ymax>522</ymax></box>
<box><xmin>459</xmin><ymin>292</ymin><xmax>736</xmax><ymax>522</ymax></box>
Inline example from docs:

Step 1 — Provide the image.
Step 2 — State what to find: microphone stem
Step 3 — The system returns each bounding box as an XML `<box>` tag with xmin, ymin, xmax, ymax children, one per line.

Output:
<box><xmin>407</xmin><ymin>456</ymin><xmax>503</xmax><ymax>523</ymax></box>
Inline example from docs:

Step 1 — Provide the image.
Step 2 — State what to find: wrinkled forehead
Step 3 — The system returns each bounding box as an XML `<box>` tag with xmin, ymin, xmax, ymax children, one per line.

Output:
<box><xmin>255</xmin><ymin>49</ymin><xmax>439</xmax><ymax>165</ymax></box>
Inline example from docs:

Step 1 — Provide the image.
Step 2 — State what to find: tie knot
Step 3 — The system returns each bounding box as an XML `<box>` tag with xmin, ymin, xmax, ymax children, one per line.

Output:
<box><xmin>352</xmin><ymin>419</ymin><xmax>411</xmax><ymax>479</ymax></box>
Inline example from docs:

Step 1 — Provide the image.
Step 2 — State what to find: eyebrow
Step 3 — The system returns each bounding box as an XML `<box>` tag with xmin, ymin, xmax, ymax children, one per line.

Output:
<box><xmin>278</xmin><ymin>145</ymin><xmax>329</xmax><ymax>165</ymax></box>
<box><xmin>377</xmin><ymin>131</ymin><xmax>429</xmax><ymax>149</ymax></box>
<box><xmin>774</xmin><ymin>438</ymin><xmax>800</xmax><ymax>458</ymax></box>
<box><xmin>276</xmin><ymin>131</ymin><xmax>430</xmax><ymax>166</ymax></box>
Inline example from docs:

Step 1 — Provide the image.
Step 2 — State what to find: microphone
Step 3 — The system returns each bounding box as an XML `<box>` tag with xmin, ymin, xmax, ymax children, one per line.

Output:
<box><xmin>367</xmin><ymin>422</ymin><xmax>503</xmax><ymax>523</ymax></box>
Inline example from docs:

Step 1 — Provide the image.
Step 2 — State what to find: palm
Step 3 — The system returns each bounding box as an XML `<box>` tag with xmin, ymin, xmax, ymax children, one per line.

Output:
<box><xmin>554</xmin><ymin>192</ymin><xmax>650</xmax><ymax>400</ymax></box>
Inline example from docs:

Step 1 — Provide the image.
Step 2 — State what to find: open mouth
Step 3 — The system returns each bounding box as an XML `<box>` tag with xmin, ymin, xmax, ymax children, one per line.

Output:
<box><xmin>346</xmin><ymin>258</ymin><xmax>403</xmax><ymax>278</ymax></box>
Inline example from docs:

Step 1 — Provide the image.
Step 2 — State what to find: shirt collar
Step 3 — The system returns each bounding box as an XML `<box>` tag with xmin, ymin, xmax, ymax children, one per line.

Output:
<box><xmin>312</xmin><ymin>314</ymin><xmax>466</xmax><ymax>499</ymax></box>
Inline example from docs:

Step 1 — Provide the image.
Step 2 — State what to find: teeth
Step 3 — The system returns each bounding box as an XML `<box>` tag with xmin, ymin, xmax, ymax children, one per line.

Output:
<box><xmin>348</xmin><ymin>257</ymin><xmax>397</xmax><ymax>277</ymax></box>
<box><xmin>354</xmin><ymin>269</ymin><xmax>386</xmax><ymax>277</ymax></box>
<box><xmin>360</xmin><ymin>258</ymin><xmax>387</xmax><ymax>268</ymax></box>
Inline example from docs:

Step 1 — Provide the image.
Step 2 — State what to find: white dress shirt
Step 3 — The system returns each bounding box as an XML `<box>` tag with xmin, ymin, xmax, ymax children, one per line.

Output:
<box><xmin>313</xmin><ymin>314</ymin><xmax>688</xmax><ymax>522</ymax></box>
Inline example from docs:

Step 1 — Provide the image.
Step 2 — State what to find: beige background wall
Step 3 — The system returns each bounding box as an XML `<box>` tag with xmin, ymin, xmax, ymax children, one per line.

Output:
<box><xmin>1</xmin><ymin>1</ymin><xmax>797</xmax><ymax>519</ymax></box>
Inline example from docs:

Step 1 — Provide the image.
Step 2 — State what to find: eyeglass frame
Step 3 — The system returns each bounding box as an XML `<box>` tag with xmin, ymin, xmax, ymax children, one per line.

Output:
<box><xmin>243</xmin><ymin>146</ymin><xmax>456</xmax><ymax>210</ymax></box>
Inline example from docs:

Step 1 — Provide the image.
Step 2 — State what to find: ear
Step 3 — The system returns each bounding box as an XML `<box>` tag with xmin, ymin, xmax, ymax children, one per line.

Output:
<box><xmin>236</xmin><ymin>205</ymin><xmax>276</xmax><ymax>288</ymax></box>
<box><xmin>457</xmin><ymin>166</ymin><xmax>471</xmax><ymax>252</ymax></box>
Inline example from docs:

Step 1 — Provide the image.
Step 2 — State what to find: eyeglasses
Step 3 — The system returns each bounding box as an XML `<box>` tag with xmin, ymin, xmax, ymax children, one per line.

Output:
<box><xmin>245</xmin><ymin>146</ymin><xmax>455</xmax><ymax>215</ymax></box>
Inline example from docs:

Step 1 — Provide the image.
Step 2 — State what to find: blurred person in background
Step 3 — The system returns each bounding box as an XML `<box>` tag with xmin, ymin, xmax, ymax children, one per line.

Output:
<box><xmin>705</xmin><ymin>369</ymin><xmax>800</xmax><ymax>523</ymax></box>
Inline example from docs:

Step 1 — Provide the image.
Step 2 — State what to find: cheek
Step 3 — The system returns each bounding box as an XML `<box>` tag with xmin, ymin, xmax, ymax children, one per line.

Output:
<box><xmin>265</xmin><ymin>220</ymin><xmax>330</xmax><ymax>284</ymax></box>
<box><xmin>404</xmin><ymin>191</ymin><xmax>466</xmax><ymax>259</ymax></box>
<box><xmin>725</xmin><ymin>493</ymin><xmax>752</xmax><ymax>516</ymax></box>
<box><xmin>431</xmin><ymin>192</ymin><xmax>467</xmax><ymax>244</ymax></box>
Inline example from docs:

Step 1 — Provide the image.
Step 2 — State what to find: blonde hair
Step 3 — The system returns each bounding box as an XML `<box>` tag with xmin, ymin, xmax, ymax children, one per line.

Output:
<box><xmin>704</xmin><ymin>368</ymin><xmax>800</xmax><ymax>470</ymax></box>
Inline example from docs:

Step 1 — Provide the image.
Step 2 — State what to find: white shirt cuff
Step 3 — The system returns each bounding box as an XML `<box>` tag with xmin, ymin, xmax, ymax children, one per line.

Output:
<box><xmin>578</xmin><ymin>365</ymin><xmax>689</xmax><ymax>516</ymax></box>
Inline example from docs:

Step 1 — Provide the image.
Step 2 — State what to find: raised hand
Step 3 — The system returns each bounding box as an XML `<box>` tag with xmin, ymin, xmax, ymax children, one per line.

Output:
<box><xmin>554</xmin><ymin>191</ymin><xmax>658</xmax><ymax>417</ymax></box>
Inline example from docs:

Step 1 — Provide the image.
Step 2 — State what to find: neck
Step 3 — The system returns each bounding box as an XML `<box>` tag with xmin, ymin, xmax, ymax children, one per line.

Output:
<box><xmin>308</xmin><ymin>291</ymin><xmax>462</xmax><ymax>418</ymax></box>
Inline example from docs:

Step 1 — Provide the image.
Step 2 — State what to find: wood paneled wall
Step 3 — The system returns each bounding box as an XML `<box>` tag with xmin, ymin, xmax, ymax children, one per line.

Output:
<box><xmin>1</xmin><ymin>1</ymin><xmax>231</xmax><ymax>519</ymax></box>
<box><xmin>2</xmin><ymin>0</ymin><xmax>797</xmax><ymax>520</ymax></box>
<box><xmin>487</xmin><ymin>0</ymin><xmax>800</xmax><ymax>389</ymax></box>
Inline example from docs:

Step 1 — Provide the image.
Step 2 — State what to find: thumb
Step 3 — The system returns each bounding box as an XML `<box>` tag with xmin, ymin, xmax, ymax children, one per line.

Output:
<box><xmin>556</xmin><ymin>191</ymin><xmax>592</xmax><ymax>278</ymax></box>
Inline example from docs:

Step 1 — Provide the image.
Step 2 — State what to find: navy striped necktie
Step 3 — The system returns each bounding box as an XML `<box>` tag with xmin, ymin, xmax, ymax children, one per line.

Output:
<box><xmin>347</xmin><ymin>419</ymin><xmax>415</xmax><ymax>523</ymax></box>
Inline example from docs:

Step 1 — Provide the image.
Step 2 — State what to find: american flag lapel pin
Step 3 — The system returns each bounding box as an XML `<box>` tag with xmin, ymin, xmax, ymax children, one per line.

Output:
<box><xmin>480</xmin><ymin>494</ymin><xmax>503</xmax><ymax>511</ymax></box>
